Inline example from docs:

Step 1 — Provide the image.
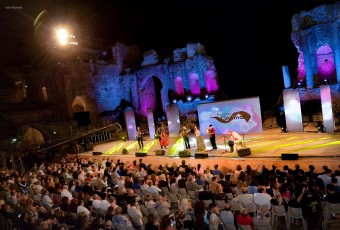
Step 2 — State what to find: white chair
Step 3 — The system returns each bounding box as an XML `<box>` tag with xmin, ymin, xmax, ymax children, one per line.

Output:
<box><xmin>187</xmin><ymin>190</ymin><xmax>197</xmax><ymax>200</ymax></box>
<box><xmin>139</xmin><ymin>204</ymin><xmax>149</xmax><ymax>216</ymax></box>
<box><xmin>241</xmin><ymin>202</ymin><xmax>257</xmax><ymax>217</ymax></box>
<box><xmin>179</xmin><ymin>188</ymin><xmax>187</xmax><ymax>195</ymax></box>
<box><xmin>287</xmin><ymin>206</ymin><xmax>307</xmax><ymax>230</ymax></box>
<box><xmin>134</xmin><ymin>188</ymin><xmax>143</xmax><ymax>196</ymax></box>
<box><xmin>203</xmin><ymin>199</ymin><xmax>213</xmax><ymax>209</ymax></box>
<box><xmin>324</xmin><ymin>201</ymin><xmax>340</xmax><ymax>220</ymax></box>
<box><xmin>271</xmin><ymin>204</ymin><xmax>287</xmax><ymax>227</ymax></box>
<box><xmin>230</xmin><ymin>200</ymin><xmax>241</xmax><ymax>214</ymax></box>
<box><xmin>215</xmin><ymin>199</ymin><xmax>226</xmax><ymax>209</ymax></box>
<box><xmin>224</xmin><ymin>223</ymin><xmax>237</xmax><ymax>230</ymax></box>
<box><xmin>160</xmin><ymin>187</ymin><xmax>170</xmax><ymax>196</ymax></box>
<box><xmin>237</xmin><ymin>224</ymin><xmax>252</xmax><ymax>230</ymax></box>
<box><xmin>226</xmin><ymin>193</ymin><xmax>234</xmax><ymax>201</ymax></box>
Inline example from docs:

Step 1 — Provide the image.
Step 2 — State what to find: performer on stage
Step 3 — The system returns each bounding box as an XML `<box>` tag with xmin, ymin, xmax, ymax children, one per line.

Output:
<box><xmin>208</xmin><ymin>124</ymin><xmax>217</xmax><ymax>150</ymax></box>
<box><xmin>228</xmin><ymin>130</ymin><xmax>243</xmax><ymax>153</ymax></box>
<box><xmin>195</xmin><ymin>125</ymin><xmax>206</xmax><ymax>151</ymax></box>
<box><xmin>136</xmin><ymin>127</ymin><xmax>144</xmax><ymax>150</ymax></box>
<box><xmin>180</xmin><ymin>125</ymin><xmax>191</xmax><ymax>149</ymax></box>
<box><xmin>160</xmin><ymin>128</ymin><xmax>169</xmax><ymax>149</ymax></box>
<box><xmin>156</xmin><ymin>127</ymin><xmax>162</xmax><ymax>146</ymax></box>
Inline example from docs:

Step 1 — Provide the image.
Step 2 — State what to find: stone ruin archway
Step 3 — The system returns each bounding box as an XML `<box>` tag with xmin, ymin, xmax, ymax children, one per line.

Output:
<box><xmin>140</xmin><ymin>76</ymin><xmax>164</xmax><ymax>119</ymax></box>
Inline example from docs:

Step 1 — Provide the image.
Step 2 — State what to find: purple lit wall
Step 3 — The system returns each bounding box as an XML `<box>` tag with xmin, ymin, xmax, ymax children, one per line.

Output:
<box><xmin>140</xmin><ymin>78</ymin><xmax>157</xmax><ymax>116</ymax></box>
<box><xmin>205</xmin><ymin>70</ymin><xmax>218</xmax><ymax>93</ymax></box>
<box><xmin>316</xmin><ymin>46</ymin><xmax>336</xmax><ymax>83</ymax></box>
<box><xmin>297</xmin><ymin>53</ymin><xmax>306</xmax><ymax>83</ymax></box>
<box><xmin>189</xmin><ymin>73</ymin><xmax>200</xmax><ymax>96</ymax></box>
<box><xmin>175</xmin><ymin>77</ymin><xmax>185</xmax><ymax>96</ymax></box>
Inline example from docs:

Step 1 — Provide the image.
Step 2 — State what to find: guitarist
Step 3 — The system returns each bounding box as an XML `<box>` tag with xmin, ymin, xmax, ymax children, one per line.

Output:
<box><xmin>136</xmin><ymin>127</ymin><xmax>144</xmax><ymax>150</ymax></box>
<box><xmin>180</xmin><ymin>125</ymin><xmax>191</xmax><ymax>149</ymax></box>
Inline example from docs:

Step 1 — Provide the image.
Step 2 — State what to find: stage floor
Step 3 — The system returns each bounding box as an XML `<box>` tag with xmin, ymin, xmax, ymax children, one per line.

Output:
<box><xmin>71</xmin><ymin>128</ymin><xmax>340</xmax><ymax>173</ymax></box>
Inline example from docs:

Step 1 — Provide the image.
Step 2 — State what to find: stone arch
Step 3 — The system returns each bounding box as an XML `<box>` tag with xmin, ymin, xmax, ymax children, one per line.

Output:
<box><xmin>189</xmin><ymin>73</ymin><xmax>200</xmax><ymax>96</ymax></box>
<box><xmin>21</xmin><ymin>127</ymin><xmax>45</xmax><ymax>149</ymax></box>
<box><xmin>175</xmin><ymin>76</ymin><xmax>185</xmax><ymax>96</ymax></box>
<box><xmin>316</xmin><ymin>45</ymin><xmax>336</xmax><ymax>84</ymax></box>
<box><xmin>139</xmin><ymin>76</ymin><xmax>164</xmax><ymax>117</ymax></box>
<box><xmin>205</xmin><ymin>70</ymin><xmax>218</xmax><ymax>94</ymax></box>
<box><xmin>71</xmin><ymin>96</ymin><xmax>97</xmax><ymax>128</ymax></box>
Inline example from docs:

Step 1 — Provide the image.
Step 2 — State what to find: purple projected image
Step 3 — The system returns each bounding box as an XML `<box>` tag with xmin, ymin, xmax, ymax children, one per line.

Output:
<box><xmin>197</xmin><ymin>97</ymin><xmax>263</xmax><ymax>135</ymax></box>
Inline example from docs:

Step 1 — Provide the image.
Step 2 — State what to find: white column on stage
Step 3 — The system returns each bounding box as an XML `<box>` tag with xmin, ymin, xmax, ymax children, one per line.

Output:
<box><xmin>283</xmin><ymin>89</ymin><xmax>303</xmax><ymax>132</ymax></box>
<box><xmin>165</xmin><ymin>104</ymin><xmax>181</xmax><ymax>137</ymax></box>
<box><xmin>282</xmin><ymin>65</ymin><xmax>291</xmax><ymax>89</ymax></box>
<box><xmin>147</xmin><ymin>108</ymin><xmax>156</xmax><ymax>139</ymax></box>
<box><xmin>320</xmin><ymin>85</ymin><xmax>334</xmax><ymax>132</ymax></box>
<box><xmin>124</xmin><ymin>108</ymin><xmax>137</xmax><ymax>140</ymax></box>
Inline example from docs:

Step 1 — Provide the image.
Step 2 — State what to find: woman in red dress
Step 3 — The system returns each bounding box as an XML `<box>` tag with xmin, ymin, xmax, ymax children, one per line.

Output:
<box><xmin>160</xmin><ymin>129</ymin><xmax>169</xmax><ymax>149</ymax></box>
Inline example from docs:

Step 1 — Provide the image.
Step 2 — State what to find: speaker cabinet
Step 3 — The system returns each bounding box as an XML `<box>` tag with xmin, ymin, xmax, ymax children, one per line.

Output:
<box><xmin>135</xmin><ymin>152</ymin><xmax>147</xmax><ymax>157</ymax></box>
<box><xmin>195</xmin><ymin>152</ymin><xmax>208</xmax><ymax>159</ymax></box>
<box><xmin>281</xmin><ymin>153</ymin><xmax>299</xmax><ymax>160</ymax></box>
<box><xmin>237</xmin><ymin>148</ymin><xmax>251</xmax><ymax>157</ymax></box>
<box><xmin>179</xmin><ymin>150</ymin><xmax>190</xmax><ymax>157</ymax></box>
<box><xmin>92</xmin><ymin>152</ymin><xmax>103</xmax><ymax>156</ymax></box>
<box><xmin>155</xmin><ymin>150</ymin><xmax>166</xmax><ymax>156</ymax></box>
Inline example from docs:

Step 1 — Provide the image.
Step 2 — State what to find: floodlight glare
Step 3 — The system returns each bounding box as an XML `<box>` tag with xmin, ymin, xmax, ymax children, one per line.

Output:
<box><xmin>56</xmin><ymin>28</ymin><xmax>69</xmax><ymax>46</ymax></box>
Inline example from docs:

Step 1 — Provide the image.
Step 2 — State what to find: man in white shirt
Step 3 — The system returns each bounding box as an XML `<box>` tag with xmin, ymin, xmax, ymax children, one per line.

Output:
<box><xmin>77</xmin><ymin>199</ymin><xmax>91</xmax><ymax>215</ymax></box>
<box><xmin>60</xmin><ymin>185</ymin><xmax>73</xmax><ymax>200</ymax></box>
<box><xmin>232</xmin><ymin>187</ymin><xmax>254</xmax><ymax>204</ymax></box>
<box><xmin>254</xmin><ymin>186</ymin><xmax>272</xmax><ymax>209</ymax></box>
<box><xmin>92</xmin><ymin>194</ymin><xmax>102</xmax><ymax>209</ymax></box>
<box><xmin>100</xmin><ymin>197</ymin><xmax>111</xmax><ymax>212</ymax></box>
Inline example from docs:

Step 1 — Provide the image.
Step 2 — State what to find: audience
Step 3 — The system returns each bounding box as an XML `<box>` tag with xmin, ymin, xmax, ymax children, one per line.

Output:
<box><xmin>0</xmin><ymin>155</ymin><xmax>338</xmax><ymax>230</ymax></box>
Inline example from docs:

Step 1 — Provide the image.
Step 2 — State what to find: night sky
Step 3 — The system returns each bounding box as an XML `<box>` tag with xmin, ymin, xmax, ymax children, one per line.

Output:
<box><xmin>0</xmin><ymin>0</ymin><xmax>338</xmax><ymax>110</ymax></box>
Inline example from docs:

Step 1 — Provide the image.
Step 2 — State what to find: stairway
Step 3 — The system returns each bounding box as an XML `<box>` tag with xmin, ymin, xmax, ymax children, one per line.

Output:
<box><xmin>11</xmin><ymin>156</ymin><xmax>25</xmax><ymax>172</ymax></box>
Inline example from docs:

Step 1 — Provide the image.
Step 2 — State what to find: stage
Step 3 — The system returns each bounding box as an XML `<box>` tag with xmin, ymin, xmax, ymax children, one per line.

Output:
<box><xmin>69</xmin><ymin>128</ymin><xmax>340</xmax><ymax>173</ymax></box>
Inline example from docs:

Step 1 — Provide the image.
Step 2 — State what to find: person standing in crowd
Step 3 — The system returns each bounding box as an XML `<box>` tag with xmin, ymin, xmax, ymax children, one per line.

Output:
<box><xmin>195</xmin><ymin>125</ymin><xmax>206</xmax><ymax>151</ymax></box>
<box><xmin>208</xmin><ymin>124</ymin><xmax>217</xmax><ymax>150</ymax></box>
<box><xmin>180</xmin><ymin>125</ymin><xmax>191</xmax><ymax>149</ymax></box>
<box><xmin>160</xmin><ymin>128</ymin><xmax>169</xmax><ymax>149</ymax></box>
<box><xmin>136</xmin><ymin>127</ymin><xmax>144</xmax><ymax>150</ymax></box>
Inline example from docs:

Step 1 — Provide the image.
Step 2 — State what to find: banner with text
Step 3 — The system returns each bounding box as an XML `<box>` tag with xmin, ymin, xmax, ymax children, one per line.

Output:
<box><xmin>197</xmin><ymin>97</ymin><xmax>263</xmax><ymax>135</ymax></box>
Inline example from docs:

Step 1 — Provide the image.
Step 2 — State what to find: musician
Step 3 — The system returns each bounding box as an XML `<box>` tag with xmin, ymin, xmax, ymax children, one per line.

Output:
<box><xmin>208</xmin><ymin>124</ymin><xmax>217</xmax><ymax>150</ymax></box>
<box><xmin>180</xmin><ymin>125</ymin><xmax>190</xmax><ymax>149</ymax></box>
<box><xmin>228</xmin><ymin>130</ymin><xmax>243</xmax><ymax>153</ymax></box>
<box><xmin>136</xmin><ymin>127</ymin><xmax>144</xmax><ymax>150</ymax></box>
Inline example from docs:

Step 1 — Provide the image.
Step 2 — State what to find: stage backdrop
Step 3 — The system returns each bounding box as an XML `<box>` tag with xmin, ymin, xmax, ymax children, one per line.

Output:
<box><xmin>197</xmin><ymin>97</ymin><xmax>263</xmax><ymax>135</ymax></box>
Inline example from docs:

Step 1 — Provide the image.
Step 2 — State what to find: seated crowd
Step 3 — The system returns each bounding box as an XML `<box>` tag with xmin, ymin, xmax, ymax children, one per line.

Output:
<box><xmin>0</xmin><ymin>156</ymin><xmax>340</xmax><ymax>230</ymax></box>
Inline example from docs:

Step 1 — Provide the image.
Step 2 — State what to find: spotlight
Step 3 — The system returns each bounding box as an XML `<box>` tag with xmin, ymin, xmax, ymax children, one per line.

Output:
<box><xmin>186</xmin><ymin>96</ymin><xmax>192</xmax><ymax>101</ymax></box>
<box><xmin>323</xmin><ymin>79</ymin><xmax>328</xmax><ymax>85</ymax></box>
<box><xmin>205</xmin><ymin>94</ymin><xmax>209</xmax><ymax>99</ymax></box>
<box><xmin>281</xmin><ymin>127</ymin><xmax>287</xmax><ymax>133</ymax></box>
<box><xmin>172</xmin><ymin>99</ymin><xmax>177</xmax><ymax>104</ymax></box>
<box><xmin>53</xmin><ymin>131</ymin><xmax>57</xmax><ymax>135</ymax></box>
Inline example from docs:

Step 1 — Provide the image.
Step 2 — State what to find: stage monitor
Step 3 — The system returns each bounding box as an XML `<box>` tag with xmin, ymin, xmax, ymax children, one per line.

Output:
<box><xmin>197</xmin><ymin>97</ymin><xmax>263</xmax><ymax>135</ymax></box>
